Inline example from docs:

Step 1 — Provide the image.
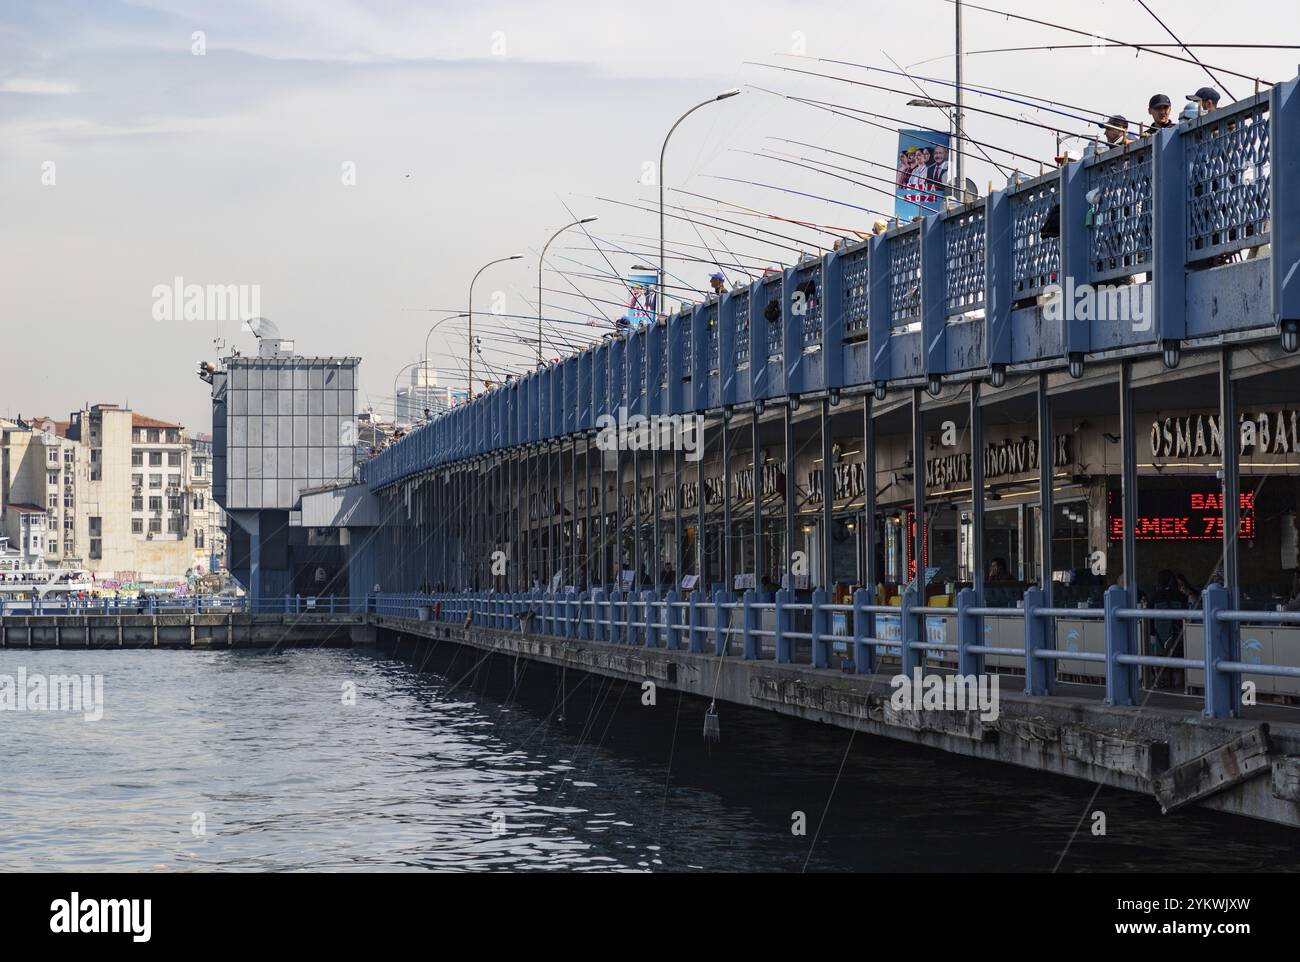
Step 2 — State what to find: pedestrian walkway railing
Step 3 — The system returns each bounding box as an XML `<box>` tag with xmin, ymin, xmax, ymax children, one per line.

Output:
<box><xmin>373</xmin><ymin>583</ymin><xmax>1300</xmax><ymax>719</ymax></box>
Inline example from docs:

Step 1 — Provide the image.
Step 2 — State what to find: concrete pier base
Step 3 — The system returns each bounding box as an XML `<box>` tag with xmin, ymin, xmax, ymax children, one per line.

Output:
<box><xmin>373</xmin><ymin>615</ymin><xmax>1300</xmax><ymax>830</ymax></box>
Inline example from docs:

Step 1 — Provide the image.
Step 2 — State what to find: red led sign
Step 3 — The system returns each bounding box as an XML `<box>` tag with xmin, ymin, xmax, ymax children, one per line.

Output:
<box><xmin>1108</xmin><ymin>491</ymin><xmax>1254</xmax><ymax>541</ymax></box>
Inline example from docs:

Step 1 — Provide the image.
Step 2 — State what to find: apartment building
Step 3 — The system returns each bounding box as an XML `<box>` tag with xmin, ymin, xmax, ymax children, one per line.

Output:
<box><xmin>190</xmin><ymin>433</ymin><xmax>227</xmax><ymax>574</ymax></box>
<box><xmin>0</xmin><ymin>417</ymin><xmax>82</xmax><ymax>567</ymax></box>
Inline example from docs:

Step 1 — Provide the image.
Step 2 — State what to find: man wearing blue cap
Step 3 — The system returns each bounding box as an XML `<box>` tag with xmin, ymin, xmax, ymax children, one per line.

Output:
<box><xmin>708</xmin><ymin>271</ymin><xmax>729</xmax><ymax>296</ymax></box>
<box><xmin>1187</xmin><ymin>86</ymin><xmax>1221</xmax><ymax>113</ymax></box>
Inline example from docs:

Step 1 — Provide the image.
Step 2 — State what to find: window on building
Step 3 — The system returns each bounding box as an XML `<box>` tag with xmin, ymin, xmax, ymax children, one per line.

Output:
<box><xmin>148</xmin><ymin>428</ymin><xmax>160</xmax><ymax>443</ymax></box>
<box><xmin>167</xmin><ymin>474</ymin><xmax>180</xmax><ymax>489</ymax></box>
<box><xmin>165</xmin><ymin>429</ymin><xmax>180</xmax><ymax>444</ymax></box>
<box><xmin>149</xmin><ymin>497</ymin><xmax>162</xmax><ymax>511</ymax></box>
<box><xmin>167</xmin><ymin>517</ymin><xmax>180</xmax><ymax>533</ymax></box>
<box><xmin>63</xmin><ymin>495</ymin><xmax>73</xmax><ymax>508</ymax></box>
<box><xmin>47</xmin><ymin>470</ymin><xmax>58</xmax><ymax>485</ymax></box>
<box><xmin>64</xmin><ymin>517</ymin><xmax>73</xmax><ymax>531</ymax></box>
<box><xmin>168</xmin><ymin>495</ymin><xmax>182</xmax><ymax>511</ymax></box>
<box><xmin>64</xmin><ymin>540</ymin><xmax>74</xmax><ymax>554</ymax></box>
<box><xmin>196</xmin><ymin>529</ymin><xmax>205</xmax><ymax>548</ymax></box>
<box><xmin>131</xmin><ymin>450</ymin><xmax>143</xmax><ymax>466</ymax></box>
<box><xmin>168</xmin><ymin>451</ymin><xmax>182</xmax><ymax>466</ymax></box>
<box><xmin>132</xmin><ymin>519</ymin><xmax>143</xmax><ymax>534</ymax></box>
<box><xmin>132</xmin><ymin>495</ymin><xmax>143</xmax><ymax>511</ymax></box>
<box><xmin>148</xmin><ymin>451</ymin><xmax>162</xmax><ymax>466</ymax></box>
<box><xmin>149</xmin><ymin>475</ymin><xmax>162</xmax><ymax>489</ymax></box>
<box><xmin>64</xmin><ymin>450</ymin><xmax>73</xmax><ymax>463</ymax></box>
<box><xmin>148</xmin><ymin>518</ymin><xmax>161</xmax><ymax>534</ymax></box>
<box><xmin>47</xmin><ymin>449</ymin><xmax>58</xmax><ymax>463</ymax></box>
<box><xmin>89</xmin><ymin>517</ymin><xmax>101</xmax><ymax>536</ymax></box>
<box><xmin>47</xmin><ymin>495</ymin><xmax>57</xmax><ymax>509</ymax></box>
<box><xmin>132</xmin><ymin>474</ymin><xmax>143</xmax><ymax>489</ymax></box>
<box><xmin>89</xmin><ymin>539</ymin><xmax>101</xmax><ymax>560</ymax></box>
<box><xmin>193</xmin><ymin>493</ymin><xmax>205</xmax><ymax>510</ymax></box>
<box><xmin>194</xmin><ymin>459</ymin><xmax>206</xmax><ymax>478</ymax></box>
<box><xmin>133</xmin><ymin>428</ymin><xmax>143</xmax><ymax>443</ymax></box>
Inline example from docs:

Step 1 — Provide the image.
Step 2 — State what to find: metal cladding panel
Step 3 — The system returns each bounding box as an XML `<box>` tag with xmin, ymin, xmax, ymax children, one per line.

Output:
<box><xmin>691</xmin><ymin>300</ymin><xmax>716</xmax><ymax>411</ymax></box>
<box><xmin>526</xmin><ymin>371</ymin><xmax>539</xmax><ymax>443</ymax></box>
<box><xmin>644</xmin><ymin>323</ymin><xmax>662</xmax><ymax>417</ymax></box>
<box><xmin>627</xmin><ymin>327</ymin><xmax>644</xmax><ymax>417</ymax></box>
<box><xmin>821</xmin><ymin>250</ymin><xmax>845</xmax><ymax>391</ymax></box>
<box><xmin>920</xmin><ymin>213</ymin><xmax>948</xmax><ymax>377</ymax></box>
<box><xmin>667</xmin><ymin>307</ymin><xmax>691</xmax><ymax>415</ymax></box>
<box><xmin>593</xmin><ymin>340</ymin><xmax>610</xmax><ymax>423</ymax></box>
<box><xmin>1272</xmin><ymin>77</ymin><xmax>1300</xmax><ymax>327</ymax></box>
<box><xmin>727</xmin><ymin>285</ymin><xmax>752</xmax><ymax>405</ymax></box>
<box><xmin>610</xmin><ymin>336</ymin><xmax>626</xmax><ymax>418</ymax></box>
<box><xmin>985</xmin><ymin>190</ymin><xmax>1013</xmax><ymax>368</ymax></box>
<box><xmin>1057</xmin><ymin>161</ymin><xmax>1090</xmax><ymax>358</ymax></box>
<box><xmin>578</xmin><ymin>350</ymin><xmax>594</xmax><ymax>429</ymax></box>
<box><xmin>868</xmin><ymin>232</ymin><xmax>892</xmax><ymax>383</ymax></box>
<box><xmin>538</xmin><ymin>365</ymin><xmax>552</xmax><ymax>439</ymax></box>
<box><xmin>717</xmin><ymin>290</ymin><xmax>737</xmax><ymax>406</ymax></box>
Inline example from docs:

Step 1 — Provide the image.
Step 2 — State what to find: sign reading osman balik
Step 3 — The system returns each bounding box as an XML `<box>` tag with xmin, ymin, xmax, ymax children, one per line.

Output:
<box><xmin>1150</xmin><ymin>409</ymin><xmax>1300</xmax><ymax>459</ymax></box>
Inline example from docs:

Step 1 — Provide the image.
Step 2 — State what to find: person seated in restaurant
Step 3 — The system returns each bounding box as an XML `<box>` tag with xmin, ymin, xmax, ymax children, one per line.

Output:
<box><xmin>1282</xmin><ymin>571</ymin><xmax>1300</xmax><ymax>612</ymax></box>
<box><xmin>986</xmin><ymin>557</ymin><xmax>1013</xmax><ymax>582</ymax></box>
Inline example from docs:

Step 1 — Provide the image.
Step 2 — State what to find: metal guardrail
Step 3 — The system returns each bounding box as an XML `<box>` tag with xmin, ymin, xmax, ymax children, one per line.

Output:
<box><xmin>0</xmin><ymin>595</ymin><xmax>367</xmax><ymax>616</ymax></box>
<box><xmin>374</xmin><ymin>582</ymin><xmax>1300</xmax><ymax>718</ymax></box>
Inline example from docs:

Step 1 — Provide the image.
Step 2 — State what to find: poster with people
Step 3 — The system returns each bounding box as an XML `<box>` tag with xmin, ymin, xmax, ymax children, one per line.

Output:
<box><xmin>625</xmin><ymin>269</ymin><xmax>658</xmax><ymax>327</ymax></box>
<box><xmin>895</xmin><ymin>129</ymin><xmax>951</xmax><ymax>220</ymax></box>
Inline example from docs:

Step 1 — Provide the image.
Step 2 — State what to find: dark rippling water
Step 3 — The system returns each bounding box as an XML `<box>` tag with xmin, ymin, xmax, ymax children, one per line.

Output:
<box><xmin>1</xmin><ymin>643</ymin><xmax>1296</xmax><ymax>872</ymax></box>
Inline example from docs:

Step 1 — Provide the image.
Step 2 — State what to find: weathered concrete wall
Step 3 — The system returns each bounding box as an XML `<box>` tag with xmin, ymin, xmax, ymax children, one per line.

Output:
<box><xmin>373</xmin><ymin>615</ymin><xmax>1300</xmax><ymax>830</ymax></box>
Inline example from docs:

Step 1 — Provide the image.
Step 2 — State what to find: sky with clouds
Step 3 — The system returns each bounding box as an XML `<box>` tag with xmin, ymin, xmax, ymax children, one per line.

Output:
<box><xmin>1</xmin><ymin>0</ymin><xmax>1295</xmax><ymax>430</ymax></box>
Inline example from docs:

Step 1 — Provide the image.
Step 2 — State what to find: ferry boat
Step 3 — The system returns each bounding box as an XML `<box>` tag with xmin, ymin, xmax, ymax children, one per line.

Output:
<box><xmin>0</xmin><ymin>566</ymin><xmax>95</xmax><ymax>600</ymax></box>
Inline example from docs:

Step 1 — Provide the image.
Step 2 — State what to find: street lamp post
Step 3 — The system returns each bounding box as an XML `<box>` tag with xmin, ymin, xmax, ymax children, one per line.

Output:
<box><xmin>469</xmin><ymin>256</ymin><xmax>522</xmax><ymax>399</ymax></box>
<box><xmin>658</xmin><ymin>88</ymin><xmax>739</xmax><ymax>321</ymax></box>
<box><xmin>538</xmin><ymin>217</ymin><xmax>597</xmax><ymax>366</ymax></box>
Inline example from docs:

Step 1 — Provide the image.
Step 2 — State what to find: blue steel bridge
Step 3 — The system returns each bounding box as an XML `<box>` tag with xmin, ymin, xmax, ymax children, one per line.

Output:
<box><xmin>338</xmin><ymin>78</ymin><xmax>1300</xmax><ymax>744</ymax></box>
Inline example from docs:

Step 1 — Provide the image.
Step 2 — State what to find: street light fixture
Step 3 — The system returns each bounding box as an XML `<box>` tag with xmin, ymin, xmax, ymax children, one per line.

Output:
<box><xmin>538</xmin><ymin>217</ymin><xmax>597</xmax><ymax>365</ymax></box>
<box><xmin>469</xmin><ymin>256</ymin><xmax>523</xmax><ymax>399</ymax></box>
<box><xmin>659</xmin><ymin>88</ymin><xmax>740</xmax><ymax>322</ymax></box>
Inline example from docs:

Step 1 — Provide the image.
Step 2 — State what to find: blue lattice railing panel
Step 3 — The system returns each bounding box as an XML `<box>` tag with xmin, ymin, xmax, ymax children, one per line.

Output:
<box><xmin>943</xmin><ymin>202</ymin><xmax>986</xmax><ymax>316</ymax></box>
<box><xmin>681</xmin><ymin>312</ymin><xmax>692</xmax><ymax>373</ymax></box>
<box><xmin>763</xmin><ymin>282</ymin><xmax>783</xmax><ymax>362</ymax></box>
<box><xmin>733</xmin><ymin>288</ymin><xmax>751</xmax><ymax>367</ymax></box>
<box><xmin>703</xmin><ymin>302</ymin><xmax>720</xmax><ymax>373</ymax></box>
<box><xmin>1010</xmin><ymin>173</ymin><xmax>1061</xmax><ymax>299</ymax></box>
<box><xmin>1186</xmin><ymin>97</ymin><xmax>1271</xmax><ymax>263</ymax></box>
<box><xmin>841</xmin><ymin>242</ymin><xmax>869</xmax><ymax>340</ymax></box>
<box><xmin>1086</xmin><ymin>142</ymin><xmax>1153</xmax><ymax>283</ymax></box>
<box><xmin>792</xmin><ymin>260</ymin><xmax>823</xmax><ymax>350</ymax></box>
<box><xmin>889</xmin><ymin>226</ymin><xmax>922</xmax><ymax>330</ymax></box>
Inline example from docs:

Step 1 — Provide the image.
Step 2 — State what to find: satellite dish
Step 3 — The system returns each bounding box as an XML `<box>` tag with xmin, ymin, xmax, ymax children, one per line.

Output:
<box><xmin>241</xmin><ymin>316</ymin><xmax>282</xmax><ymax>340</ymax></box>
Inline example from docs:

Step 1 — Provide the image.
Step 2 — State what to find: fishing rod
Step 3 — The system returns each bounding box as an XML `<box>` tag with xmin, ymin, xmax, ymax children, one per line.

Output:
<box><xmin>587</xmin><ymin>227</ymin><xmax>713</xmax><ymax>292</ymax></box>
<box><xmin>561</xmin><ymin>243</ymin><xmax>775</xmax><ymax>276</ymax></box>
<box><xmin>414</xmin><ymin>307</ymin><xmax>616</xmax><ymax>333</ymax></box>
<box><xmin>912</xmin><ymin>42</ymin><xmax>1300</xmax><ymax>69</ymax></box>
<box><xmin>733</xmin><ymin>146</ymin><xmax>944</xmax><ymax>212</ymax></box>
<box><xmin>557</xmin><ymin>194</ymin><xmax>637</xmax><ymax>302</ymax></box>
<box><xmin>590</xmin><ymin>193</ymin><xmax>806</xmax><ymax>258</ymax></box>
<box><xmin>943</xmin><ymin>0</ymin><xmax>1273</xmax><ymax>86</ymax></box>
<box><xmin>597</xmin><ymin>232</ymin><xmax>776</xmax><ymax>274</ymax></box>
<box><xmin>657</xmin><ymin>199</ymin><xmax>826</xmax><ymax>255</ymax></box>
<box><xmin>665</xmin><ymin>208</ymin><xmax>871</xmax><ymax>242</ymax></box>
<box><xmin>702</xmin><ymin>173</ymin><xmax>892</xmax><ymax>222</ymax></box>
<box><xmin>879</xmin><ymin>47</ymin><xmax>1012</xmax><ymax>188</ymax></box>
<box><xmin>547</xmin><ymin>254</ymin><xmax>701</xmax><ymax>294</ymax></box>
<box><xmin>668</xmin><ymin>187</ymin><xmax>861</xmax><ymax>239</ymax></box>
<box><xmin>728</xmin><ymin>146</ymin><xmax>941</xmax><ymax>214</ymax></box>
<box><xmin>766</xmin><ymin>137</ymin><xmax>951</xmax><ymax>193</ymax></box>
<box><xmin>1132</xmin><ymin>0</ymin><xmax>1236</xmax><ymax>101</ymax></box>
<box><xmin>610</xmin><ymin>231</ymin><xmax>801</xmax><ymax>265</ymax></box>
<box><xmin>776</xmin><ymin>52</ymin><xmax>1110</xmax><ymax>125</ymax></box>
<box><xmin>748</xmin><ymin>84</ymin><xmax>1055</xmax><ymax>170</ymax></box>
<box><xmin>747</xmin><ymin>59</ymin><xmax>1092</xmax><ymax>138</ymax></box>
<box><xmin>534</xmin><ymin>243</ymin><xmax>613</xmax><ymax>324</ymax></box>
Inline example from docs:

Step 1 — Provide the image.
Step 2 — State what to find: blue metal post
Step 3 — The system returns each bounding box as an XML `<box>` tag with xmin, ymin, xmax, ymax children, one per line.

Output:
<box><xmin>852</xmin><ymin>586</ymin><xmax>875</xmax><ymax>675</ymax></box>
<box><xmin>1201</xmin><ymin>584</ymin><xmax>1240</xmax><ymax>718</ymax></box>
<box><xmin>1023</xmin><ymin>586</ymin><xmax>1054</xmax><ymax>695</ymax></box>
<box><xmin>774</xmin><ymin>587</ymin><xmax>792</xmax><ymax>664</ymax></box>
<box><xmin>810</xmin><ymin>587</ymin><xmax>830</xmax><ymax>669</ymax></box>
<box><xmin>956</xmin><ymin>586</ymin><xmax>982</xmax><ymax>676</ymax></box>
<box><xmin>713</xmin><ymin>589</ymin><xmax>728</xmax><ymax>656</ymax></box>
<box><xmin>1103</xmin><ymin>584</ymin><xmax>1137</xmax><ymax>706</ymax></box>
<box><xmin>742</xmin><ymin>588</ymin><xmax>759</xmax><ymax>660</ymax></box>
<box><xmin>900</xmin><ymin>585</ymin><xmax>921</xmax><ymax>675</ymax></box>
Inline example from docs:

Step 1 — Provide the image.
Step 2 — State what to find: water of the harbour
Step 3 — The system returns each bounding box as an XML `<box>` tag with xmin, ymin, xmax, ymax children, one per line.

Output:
<box><xmin>1</xmin><ymin>644</ymin><xmax>1297</xmax><ymax>872</ymax></box>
